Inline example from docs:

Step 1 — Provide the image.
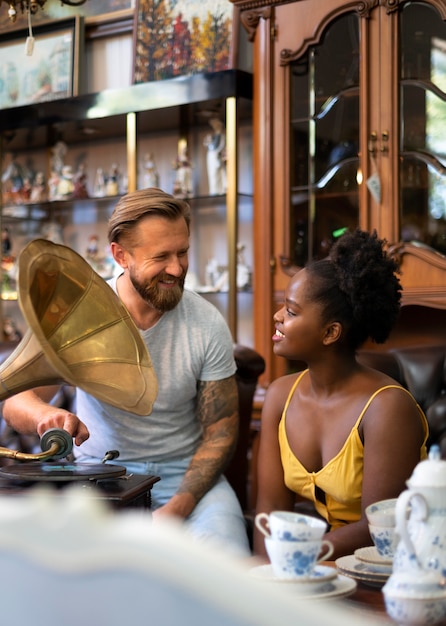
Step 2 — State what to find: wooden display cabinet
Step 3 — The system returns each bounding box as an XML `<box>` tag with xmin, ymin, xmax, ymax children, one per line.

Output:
<box><xmin>0</xmin><ymin>70</ymin><xmax>254</xmax><ymax>346</ymax></box>
<box><xmin>230</xmin><ymin>0</ymin><xmax>446</xmax><ymax>384</ymax></box>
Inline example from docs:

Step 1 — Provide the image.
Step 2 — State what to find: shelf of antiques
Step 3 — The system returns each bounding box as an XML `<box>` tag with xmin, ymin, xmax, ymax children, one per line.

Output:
<box><xmin>0</xmin><ymin>70</ymin><xmax>254</xmax><ymax>346</ymax></box>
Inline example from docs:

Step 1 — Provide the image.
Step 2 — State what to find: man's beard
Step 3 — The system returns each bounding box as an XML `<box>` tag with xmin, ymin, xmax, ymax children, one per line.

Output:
<box><xmin>130</xmin><ymin>272</ymin><xmax>185</xmax><ymax>312</ymax></box>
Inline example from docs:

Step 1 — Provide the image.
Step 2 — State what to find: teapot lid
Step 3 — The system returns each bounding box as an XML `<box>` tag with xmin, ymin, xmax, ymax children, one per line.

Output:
<box><xmin>407</xmin><ymin>445</ymin><xmax>446</xmax><ymax>488</ymax></box>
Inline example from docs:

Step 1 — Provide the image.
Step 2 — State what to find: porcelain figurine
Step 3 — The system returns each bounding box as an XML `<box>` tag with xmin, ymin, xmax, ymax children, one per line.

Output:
<box><xmin>94</xmin><ymin>168</ymin><xmax>106</xmax><ymax>198</ymax></box>
<box><xmin>203</xmin><ymin>117</ymin><xmax>226</xmax><ymax>196</ymax></box>
<box><xmin>29</xmin><ymin>172</ymin><xmax>47</xmax><ymax>203</ymax></box>
<box><xmin>106</xmin><ymin>163</ymin><xmax>120</xmax><ymax>196</ymax></box>
<box><xmin>73</xmin><ymin>163</ymin><xmax>89</xmax><ymax>199</ymax></box>
<box><xmin>57</xmin><ymin>165</ymin><xmax>74</xmax><ymax>199</ymax></box>
<box><xmin>173</xmin><ymin>144</ymin><xmax>193</xmax><ymax>198</ymax></box>
<box><xmin>142</xmin><ymin>152</ymin><xmax>159</xmax><ymax>189</ymax></box>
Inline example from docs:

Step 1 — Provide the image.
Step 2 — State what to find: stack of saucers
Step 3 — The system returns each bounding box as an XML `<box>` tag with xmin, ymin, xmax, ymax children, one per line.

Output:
<box><xmin>249</xmin><ymin>563</ymin><xmax>357</xmax><ymax>600</ymax></box>
<box><xmin>335</xmin><ymin>546</ymin><xmax>393</xmax><ymax>588</ymax></box>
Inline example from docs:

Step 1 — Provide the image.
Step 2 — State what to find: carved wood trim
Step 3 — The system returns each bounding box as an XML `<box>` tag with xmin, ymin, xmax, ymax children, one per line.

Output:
<box><xmin>388</xmin><ymin>242</ymin><xmax>446</xmax><ymax>309</ymax></box>
<box><xmin>382</xmin><ymin>0</ymin><xmax>446</xmax><ymax>19</ymax></box>
<box><xmin>279</xmin><ymin>1</ymin><xmax>379</xmax><ymax>65</ymax></box>
<box><xmin>229</xmin><ymin>0</ymin><xmax>446</xmax><ymax>20</ymax></box>
<box><xmin>381</xmin><ymin>0</ymin><xmax>400</xmax><ymax>13</ymax></box>
<box><xmin>229</xmin><ymin>0</ymin><xmax>298</xmax><ymax>10</ymax></box>
<box><xmin>240</xmin><ymin>7</ymin><xmax>272</xmax><ymax>42</ymax></box>
<box><xmin>388</xmin><ymin>242</ymin><xmax>446</xmax><ymax>271</ymax></box>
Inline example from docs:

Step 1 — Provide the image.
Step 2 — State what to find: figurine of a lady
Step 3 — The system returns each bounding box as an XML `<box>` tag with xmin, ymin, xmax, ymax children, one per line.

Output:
<box><xmin>203</xmin><ymin>118</ymin><xmax>226</xmax><ymax>196</ymax></box>
<box><xmin>142</xmin><ymin>152</ymin><xmax>159</xmax><ymax>188</ymax></box>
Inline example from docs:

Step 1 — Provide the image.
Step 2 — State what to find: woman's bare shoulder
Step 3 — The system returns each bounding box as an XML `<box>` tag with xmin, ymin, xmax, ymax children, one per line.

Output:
<box><xmin>267</xmin><ymin>371</ymin><xmax>304</xmax><ymax>395</ymax></box>
<box><xmin>262</xmin><ymin>371</ymin><xmax>304</xmax><ymax>416</ymax></box>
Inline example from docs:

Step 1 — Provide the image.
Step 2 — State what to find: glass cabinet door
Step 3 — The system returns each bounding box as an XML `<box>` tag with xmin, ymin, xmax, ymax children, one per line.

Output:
<box><xmin>289</xmin><ymin>12</ymin><xmax>360</xmax><ymax>265</ymax></box>
<box><xmin>287</xmin><ymin>2</ymin><xmax>446</xmax><ymax>265</ymax></box>
<box><xmin>399</xmin><ymin>2</ymin><xmax>446</xmax><ymax>253</ymax></box>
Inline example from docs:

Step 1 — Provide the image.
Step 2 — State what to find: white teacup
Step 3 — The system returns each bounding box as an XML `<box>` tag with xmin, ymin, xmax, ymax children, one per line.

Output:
<box><xmin>265</xmin><ymin>536</ymin><xmax>334</xmax><ymax>579</ymax></box>
<box><xmin>365</xmin><ymin>498</ymin><xmax>397</xmax><ymax>527</ymax></box>
<box><xmin>255</xmin><ymin>511</ymin><xmax>327</xmax><ymax>542</ymax></box>
<box><xmin>365</xmin><ymin>499</ymin><xmax>397</xmax><ymax>559</ymax></box>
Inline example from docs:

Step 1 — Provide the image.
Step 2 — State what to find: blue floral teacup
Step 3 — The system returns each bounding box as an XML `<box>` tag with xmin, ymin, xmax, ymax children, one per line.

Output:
<box><xmin>265</xmin><ymin>536</ymin><xmax>334</xmax><ymax>579</ymax></box>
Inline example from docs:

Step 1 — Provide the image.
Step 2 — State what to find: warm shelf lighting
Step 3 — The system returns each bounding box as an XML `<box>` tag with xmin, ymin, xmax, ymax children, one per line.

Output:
<box><xmin>3</xmin><ymin>0</ymin><xmax>86</xmax><ymax>23</ymax></box>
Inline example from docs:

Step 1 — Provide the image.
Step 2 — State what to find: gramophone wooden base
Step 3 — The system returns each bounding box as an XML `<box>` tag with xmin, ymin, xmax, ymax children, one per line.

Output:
<box><xmin>0</xmin><ymin>471</ymin><xmax>160</xmax><ymax>511</ymax></box>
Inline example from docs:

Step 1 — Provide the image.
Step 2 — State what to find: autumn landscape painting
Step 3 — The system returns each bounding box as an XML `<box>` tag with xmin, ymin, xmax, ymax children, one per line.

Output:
<box><xmin>133</xmin><ymin>0</ymin><xmax>234</xmax><ymax>83</ymax></box>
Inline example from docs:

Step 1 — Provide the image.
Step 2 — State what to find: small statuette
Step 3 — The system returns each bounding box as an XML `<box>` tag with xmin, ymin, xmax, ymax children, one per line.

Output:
<box><xmin>73</xmin><ymin>163</ymin><xmax>89</xmax><ymax>199</ymax></box>
<box><xmin>106</xmin><ymin>163</ymin><xmax>120</xmax><ymax>196</ymax></box>
<box><xmin>142</xmin><ymin>152</ymin><xmax>159</xmax><ymax>188</ymax></box>
<box><xmin>204</xmin><ymin>117</ymin><xmax>226</xmax><ymax>196</ymax></box>
<box><xmin>94</xmin><ymin>168</ymin><xmax>106</xmax><ymax>198</ymax></box>
<box><xmin>173</xmin><ymin>143</ymin><xmax>193</xmax><ymax>198</ymax></box>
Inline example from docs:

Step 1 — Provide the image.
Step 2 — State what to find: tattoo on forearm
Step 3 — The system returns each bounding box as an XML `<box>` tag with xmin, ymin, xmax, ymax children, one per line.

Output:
<box><xmin>177</xmin><ymin>377</ymin><xmax>239</xmax><ymax>503</ymax></box>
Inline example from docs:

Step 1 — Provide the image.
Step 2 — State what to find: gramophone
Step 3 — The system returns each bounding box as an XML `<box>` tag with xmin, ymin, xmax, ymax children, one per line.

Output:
<box><xmin>0</xmin><ymin>238</ymin><xmax>158</xmax><ymax>484</ymax></box>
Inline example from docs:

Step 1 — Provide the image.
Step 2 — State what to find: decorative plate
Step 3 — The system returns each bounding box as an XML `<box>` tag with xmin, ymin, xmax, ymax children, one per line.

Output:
<box><xmin>354</xmin><ymin>546</ymin><xmax>393</xmax><ymax>567</ymax></box>
<box><xmin>249</xmin><ymin>565</ymin><xmax>357</xmax><ymax>600</ymax></box>
<box><xmin>335</xmin><ymin>555</ymin><xmax>391</xmax><ymax>587</ymax></box>
<box><xmin>249</xmin><ymin>564</ymin><xmax>337</xmax><ymax>585</ymax></box>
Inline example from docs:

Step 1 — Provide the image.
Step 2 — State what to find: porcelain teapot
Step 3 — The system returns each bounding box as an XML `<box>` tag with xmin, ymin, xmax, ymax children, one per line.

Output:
<box><xmin>382</xmin><ymin>569</ymin><xmax>446</xmax><ymax>626</ymax></box>
<box><xmin>392</xmin><ymin>445</ymin><xmax>446</xmax><ymax>576</ymax></box>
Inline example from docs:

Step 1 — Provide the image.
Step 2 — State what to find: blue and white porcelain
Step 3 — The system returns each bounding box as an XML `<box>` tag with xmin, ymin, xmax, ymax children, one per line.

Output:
<box><xmin>384</xmin><ymin>446</ymin><xmax>446</xmax><ymax>625</ymax></box>
<box><xmin>255</xmin><ymin>510</ymin><xmax>327</xmax><ymax>542</ymax></box>
<box><xmin>365</xmin><ymin>497</ymin><xmax>397</xmax><ymax>527</ymax></box>
<box><xmin>393</xmin><ymin>445</ymin><xmax>446</xmax><ymax>576</ymax></box>
<box><xmin>383</xmin><ymin>571</ymin><xmax>446</xmax><ymax>626</ymax></box>
<box><xmin>265</xmin><ymin>536</ymin><xmax>334</xmax><ymax>580</ymax></box>
<box><xmin>368</xmin><ymin>523</ymin><xmax>397</xmax><ymax>560</ymax></box>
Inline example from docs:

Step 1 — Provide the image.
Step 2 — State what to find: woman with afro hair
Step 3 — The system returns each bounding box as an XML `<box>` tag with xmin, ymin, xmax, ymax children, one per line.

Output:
<box><xmin>254</xmin><ymin>229</ymin><xmax>428</xmax><ymax>560</ymax></box>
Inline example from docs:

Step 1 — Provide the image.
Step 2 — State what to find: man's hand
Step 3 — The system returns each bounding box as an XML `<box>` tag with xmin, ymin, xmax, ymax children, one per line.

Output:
<box><xmin>3</xmin><ymin>388</ymin><xmax>90</xmax><ymax>447</ymax></box>
<box><xmin>151</xmin><ymin>492</ymin><xmax>198</xmax><ymax>523</ymax></box>
<box><xmin>35</xmin><ymin>409</ymin><xmax>89</xmax><ymax>447</ymax></box>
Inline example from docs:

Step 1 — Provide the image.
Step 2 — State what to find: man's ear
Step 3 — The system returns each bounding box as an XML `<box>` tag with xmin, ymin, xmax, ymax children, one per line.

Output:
<box><xmin>110</xmin><ymin>242</ymin><xmax>127</xmax><ymax>268</ymax></box>
<box><xmin>323</xmin><ymin>321</ymin><xmax>342</xmax><ymax>345</ymax></box>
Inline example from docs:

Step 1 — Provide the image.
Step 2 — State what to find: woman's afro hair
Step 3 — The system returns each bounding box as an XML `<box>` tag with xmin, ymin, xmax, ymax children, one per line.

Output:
<box><xmin>307</xmin><ymin>229</ymin><xmax>401</xmax><ymax>348</ymax></box>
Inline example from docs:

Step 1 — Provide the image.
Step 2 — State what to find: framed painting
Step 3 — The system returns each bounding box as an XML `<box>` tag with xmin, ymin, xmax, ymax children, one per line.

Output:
<box><xmin>133</xmin><ymin>0</ymin><xmax>237</xmax><ymax>83</ymax></box>
<box><xmin>0</xmin><ymin>16</ymin><xmax>83</xmax><ymax>110</ymax></box>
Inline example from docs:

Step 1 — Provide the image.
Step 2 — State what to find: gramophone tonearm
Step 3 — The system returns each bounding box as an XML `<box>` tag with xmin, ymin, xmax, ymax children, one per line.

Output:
<box><xmin>0</xmin><ymin>427</ymin><xmax>73</xmax><ymax>462</ymax></box>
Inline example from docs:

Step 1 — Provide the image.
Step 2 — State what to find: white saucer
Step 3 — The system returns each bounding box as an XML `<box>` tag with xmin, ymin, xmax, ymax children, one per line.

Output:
<box><xmin>354</xmin><ymin>546</ymin><xmax>393</xmax><ymax>566</ymax></box>
<box><xmin>250</xmin><ymin>564</ymin><xmax>337</xmax><ymax>585</ymax></box>
<box><xmin>249</xmin><ymin>565</ymin><xmax>357</xmax><ymax>600</ymax></box>
<box><xmin>336</xmin><ymin>554</ymin><xmax>391</xmax><ymax>587</ymax></box>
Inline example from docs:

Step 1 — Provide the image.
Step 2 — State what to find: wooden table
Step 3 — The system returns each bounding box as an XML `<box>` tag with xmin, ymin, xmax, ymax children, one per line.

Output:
<box><xmin>323</xmin><ymin>561</ymin><xmax>392</xmax><ymax>623</ymax></box>
<box><xmin>341</xmin><ymin>579</ymin><xmax>392</xmax><ymax>623</ymax></box>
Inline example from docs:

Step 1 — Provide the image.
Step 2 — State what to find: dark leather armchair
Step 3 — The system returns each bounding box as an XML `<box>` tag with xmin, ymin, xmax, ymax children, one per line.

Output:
<box><xmin>358</xmin><ymin>344</ymin><xmax>446</xmax><ymax>458</ymax></box>
<box><xmin>227</xmin><ymin>344</ymin><xmax>265</xmax><ymax>511</ymax></box>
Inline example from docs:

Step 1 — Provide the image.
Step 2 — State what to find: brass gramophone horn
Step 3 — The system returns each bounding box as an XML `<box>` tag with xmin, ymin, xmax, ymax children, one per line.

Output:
<box><xmin>0</xmin><ymin>238</ymin><xmax>157</xmax><ymax>415</ymax></box>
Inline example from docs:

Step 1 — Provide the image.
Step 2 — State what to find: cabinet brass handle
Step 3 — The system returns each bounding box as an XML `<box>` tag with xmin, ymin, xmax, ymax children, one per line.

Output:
<box><xmin>368</xmin><ymin>131</ymin><xmax>378</xmax><ymax>154</ymax></box>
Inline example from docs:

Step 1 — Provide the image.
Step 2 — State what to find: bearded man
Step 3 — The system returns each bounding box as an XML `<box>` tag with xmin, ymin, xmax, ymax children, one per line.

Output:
<box><xmin>3</xmin><ymin>188</ymin><xmax>250</xmax><ymax>558</ymax></box>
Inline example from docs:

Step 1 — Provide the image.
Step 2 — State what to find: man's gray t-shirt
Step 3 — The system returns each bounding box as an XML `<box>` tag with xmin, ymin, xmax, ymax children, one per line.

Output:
<box><xmin>74</xmin><ymin>284</ymin><xmax>236</xmax><ymax>463</ymax></box>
